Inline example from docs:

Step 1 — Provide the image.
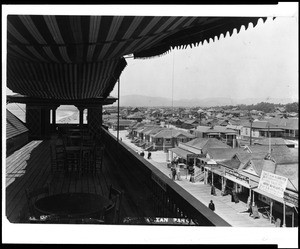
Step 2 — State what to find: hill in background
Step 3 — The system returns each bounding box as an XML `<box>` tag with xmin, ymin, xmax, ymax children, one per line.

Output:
<box><xmin>113</xmin><ymin>94</ymin><xmax>296</xmax><ymax>107</ymax></box>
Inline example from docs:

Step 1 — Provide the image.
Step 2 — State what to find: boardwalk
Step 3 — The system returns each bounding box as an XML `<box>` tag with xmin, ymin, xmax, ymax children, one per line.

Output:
<box><xmin>111</xmin><ymin>129</ymin><xmax>275</xmax><ymax>227</ymax></box>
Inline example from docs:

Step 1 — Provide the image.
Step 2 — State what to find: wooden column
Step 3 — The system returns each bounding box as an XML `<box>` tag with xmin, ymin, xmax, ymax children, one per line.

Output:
<box><xmin>283</xmin><ymin>202</ymin><xmax>286</xmax><ymax>227</ymax></box>
<box><xmin>87</xmin><ymin>106</ymin><xmax>103</xmax><ymax>139</ymax></box>
<box><xmin>269</xmin><ymin>201</ymin><xmax>273</xmax><ymax>223</ymax></box>
<box><xmin>26</xmin><ymin>104</ymin><xmax>51</xmax><ymax>139</ymax></box>
<box><xmin>76</xmin><ymin>106</ymin><xmax>85</xmax><ymax>128</ymax></box>
<box><xmin>51</xmin><ymin>105</ymin><xmax>59</xmax><ymax>132</ymax></box>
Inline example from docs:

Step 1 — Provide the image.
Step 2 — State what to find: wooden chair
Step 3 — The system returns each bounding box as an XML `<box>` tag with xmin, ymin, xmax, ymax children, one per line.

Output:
<box><xmin>66</xmin><ymin>150</ymin><xmax>81</xmax><ymax>172</ymax></box>
<box><xmin>81</xmin><ymin>148</ymin><xmax>94</xmax><ymax>173</ymax></box>
<box><xmin>50</xmin><ymin>145</ymin><xmax>66</xmax><ymax>172</ymax></box>
<box><xmin>94</xmin><ymin>145</ymin><xmax>104</xmax><ymax>172</ymax></box>
<box><xmin>25</xmin><ymin>183</ymin><xmax>51</xmax><ymax>217</ymax></box>
<box><xmin>104</xmin><ymin>185</ymin><xmax>123</xmax><ymax>224</ymax></box>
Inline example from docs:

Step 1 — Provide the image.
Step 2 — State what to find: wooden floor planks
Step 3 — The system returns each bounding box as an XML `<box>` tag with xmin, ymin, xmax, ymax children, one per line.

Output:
<box><xmin>6</xmin><ymin>136</ymin><xmax>151</xmax><ymax>223</ymax></box>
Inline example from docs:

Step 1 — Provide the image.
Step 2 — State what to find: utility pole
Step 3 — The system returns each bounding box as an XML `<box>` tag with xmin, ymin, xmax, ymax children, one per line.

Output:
<box><xmin>249</xmin><ymin>118</ymin><xmax>253</xmax><ymax>146</ymax></box>
<box><xmin>117</xmin><ymin>78</ymin><xmax>120</xmax><ymax>143</ymax></box>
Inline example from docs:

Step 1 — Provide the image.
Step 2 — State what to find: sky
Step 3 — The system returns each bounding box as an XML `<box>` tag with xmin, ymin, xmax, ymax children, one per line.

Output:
<box><xmin>111</xmin><ymin>13</ymin><xmax>298</xmax><ymax>102</ymax></box>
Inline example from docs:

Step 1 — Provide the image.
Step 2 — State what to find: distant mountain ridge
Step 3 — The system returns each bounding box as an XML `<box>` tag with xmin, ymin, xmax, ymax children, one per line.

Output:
<box><xmin>116</xmin><ymin>94</ymin><xmax>296</xmax><ymax>107</ymax></box>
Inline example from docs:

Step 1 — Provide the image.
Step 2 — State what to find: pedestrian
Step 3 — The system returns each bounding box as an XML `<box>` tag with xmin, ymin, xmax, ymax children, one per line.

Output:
<box><xmin>190</xmin><ymin>172</ymin><xmax>195</xmax><ymax>183</ymax></box>
<box><xmin>275</xmin><ymin>218</ymin><xmax>281</xmax><ymax>227</ymax></box>
<box><xmin>208</xmin><ymin>200</ymin><xmax>215</xmax><ymax>211</ymax></box>
<box><xmin>147</xmin><ymin>151</ymin><xmax>152</xmax><ymax>159</ymax></box>
<box><xmin>171</xmin><ymin>166</ymin><xmax>176</xmax><ymax>181</ymax></box>
<box><xmin>176</xmin><ymin>164</ymin><xmax>181</xmax><ymax>180</ymax></box>
<box><xmin>211</xmin><ymin>185</ymin><xmax>216</xmax><ymax>195</ymax></box>
<box><xmin>140</xmin><ymin>151</ymin><xmax>145</xmax><ymax>157</ymax></box>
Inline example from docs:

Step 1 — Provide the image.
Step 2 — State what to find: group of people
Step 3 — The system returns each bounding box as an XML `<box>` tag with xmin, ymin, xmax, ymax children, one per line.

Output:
<box><xmin>139</xmin><ymin>151</ymin><xmax>151</xmax><ymax>159</ymax></box>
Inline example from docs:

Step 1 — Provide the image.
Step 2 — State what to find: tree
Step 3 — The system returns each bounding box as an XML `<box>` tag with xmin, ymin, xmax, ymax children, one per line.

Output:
<box><xmin>285</xmin><ymin>102</ymin><xmax>298</xmax><ymax>113</ymax></box>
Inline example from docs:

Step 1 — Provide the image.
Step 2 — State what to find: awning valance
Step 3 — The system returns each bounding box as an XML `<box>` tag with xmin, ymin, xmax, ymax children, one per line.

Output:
<box><xmin>7</xmin><ymin>15</ymin><xmax>268</xmax><ymax>101</ymax></box>
<box><xmin>253</xmin><ymin>187</ymin><xmax>294</xmax><ymax>208</ymax></box>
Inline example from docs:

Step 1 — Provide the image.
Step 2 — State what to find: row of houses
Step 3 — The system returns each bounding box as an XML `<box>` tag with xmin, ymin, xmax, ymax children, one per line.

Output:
<box><xmin>123</xmin><ymin>120</ymin><xmax>298</xmax><ymax>226</ymax></box>
<box><xmin>127</xmin><ymin>124</ymin><xmax>196</xmax><ymax>152</ymax></box>
<box><xmin>104</xmin><ymin>105</ymin><xmax>299</xmax><ymax>141</ymax></box>
<box><xmin>167</xmin><ymin>136</ymin><xmax>298</xmax><ymax>227</ymax></box>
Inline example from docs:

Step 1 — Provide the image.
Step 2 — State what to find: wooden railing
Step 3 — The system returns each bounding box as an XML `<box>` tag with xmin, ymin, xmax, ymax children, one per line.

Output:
<box><xmin>101</xmin><ymin>127</ymin><xmax>230</xmax><ymax>226</ymax></box>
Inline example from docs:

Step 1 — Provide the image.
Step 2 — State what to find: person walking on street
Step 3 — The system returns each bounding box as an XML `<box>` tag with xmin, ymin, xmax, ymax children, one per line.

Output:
<box><xmin>211</xmin><ymin>185</ymin><xmax>216</xmax><ymax>195</ymax></box>
<box><xmin>176</xmin><ymin>164</ymin><xmax>181</xmax><ymax>180</ymax></box>
<box><xmin>171</xmin><ymin>166</ymin><xmax>176</xmax><ymax>181</ymax></box>
<box><xmin>209</xmin><ymin>200</ymin><xmax>215</xmax><ymax>211</ymax></box>
<box><xmin>147</xmin><ymin>151</ymin><xmax>152</xmax><ymax>159</ymax></box>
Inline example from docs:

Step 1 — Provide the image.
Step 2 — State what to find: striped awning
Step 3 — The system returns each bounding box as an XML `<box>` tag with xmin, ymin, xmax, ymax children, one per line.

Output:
<box><xmin>7</xmin><ymin>15</ymin><xmax>268</xmax><ymax>100</ymax></box>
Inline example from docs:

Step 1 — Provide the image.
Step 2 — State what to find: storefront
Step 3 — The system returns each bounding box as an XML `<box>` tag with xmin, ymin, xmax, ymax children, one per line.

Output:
<box><xmin>251</xmin><ymin>170</ymin><xmax>298</xmax><ymax>227</ymax></box>
<box><xmin>223</xmin><ymin>168</ymin><xmax>250</xmax><ymax>196</ymax></box>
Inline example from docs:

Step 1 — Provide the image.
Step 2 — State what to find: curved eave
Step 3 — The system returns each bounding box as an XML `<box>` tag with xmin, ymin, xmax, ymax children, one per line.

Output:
<box><xmin>6</xmin><ymin>94</ymin><xmax>117</xmax><ymax>106</ymax></box>
<box><xmin>134</xmin><ymin>17</ymin><xmax>269</xmax><ymax>59</ymax></box>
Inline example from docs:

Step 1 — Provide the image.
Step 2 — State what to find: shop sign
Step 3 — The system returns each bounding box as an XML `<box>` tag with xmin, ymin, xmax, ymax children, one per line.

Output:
<box><xmin>151</xmin><ymin>172</ymin><xmax>167</xmax><ymax>191</ymax></box>
<box><xmin>258</xmin><ymin>171</ymin><xmax>288</xmax><ymax>198</ymax></box>
<box><xmin>224</xmin><ymin>168</ymin><xmax>249</xmax><ymax>185</ymax></box>
<box><xmin>284</xmin><ymin>192</ymin><xmax>298</xmax><ymax>207</ymax></box>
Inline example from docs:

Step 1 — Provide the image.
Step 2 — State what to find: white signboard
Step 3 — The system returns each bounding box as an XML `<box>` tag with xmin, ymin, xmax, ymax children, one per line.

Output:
<box><xmin>258</xmin><ymin>170</ymin><xmax>288</xmax><ymax>198</ymax></box>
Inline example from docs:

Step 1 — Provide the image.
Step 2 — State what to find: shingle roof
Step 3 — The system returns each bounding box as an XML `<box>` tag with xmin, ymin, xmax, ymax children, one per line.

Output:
<box><xmin>152</xmin><ymin>129</ymin><xmax>195</xmax><ymax>139</ymax></box>
<box><xmin>253</xmin><ymin>138</ymin><xmax>293</xmax><ymax>146</ymax></box>
<box><xmin>6</xmin><ymin>109</ymin><xmax>28</xmax><ymax>139</ymax></box>
<box><xmin>185</xmin><ymin>137</ymin><xmax>230</xmax><ymax>153</ymax></box>
<box><xmin>267</xmin><ymin>117</ymin><xmax>298</xmax><ymax>130</ymax></box>
<box><xmin>206</xmin><ymin>148</ymin><xmax>241</xmax><ymax>161</ymax></box>
<box><xmin>195</xmin><ymin>125</ymin><xmax>237</xmax><ymax>134</ymax></box>
<box><xmin>219</xmin><ymin>158</ymin><xmax>241</xmax><ymax>169</ymax></box>
<box><xmin>146</xmin><ymin>127</ymin><xmax>166</xmax><ymax>136</ymax></box>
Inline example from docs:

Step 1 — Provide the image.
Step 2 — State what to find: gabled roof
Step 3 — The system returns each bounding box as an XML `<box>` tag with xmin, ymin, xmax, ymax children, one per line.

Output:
<box><xmin>267</xmin><ymin>117</ymin><xmax>299</xmax><ymax>130</ymax></box>
<box><xmin>253</xmin><ymin>138</ymin><xmax>292</xmax><ymax>146</ymax></box>
<box><xmin>206</xmin><ymin>148</ymin><xmax>241</xmax><ymax>161</ymax></box>
<box><xmin>6</xmin><ymin>109</ymin><xmax>29</xmax><ymax>139</ymax></box>
<box><xmin>145</xmin><ymin>127</ymin><xmax>166</xmax><ymax>136</ymax></box>
<box><xmin>183</xmin><ymin>119</ymin><xmax>198</xmax><ymax>125</ymax></box>
<box><xmin>131</xmin><ymin>122</ymin><xmax>144</xmax><ymax>130</ymax></box>
<box><xmin>195</xmin><ymin>125</ymin><xmax>237</xmax><ymax>134</ymax></box>
<box><xmin>152</xmin><ymin>129</ymin><xmax>195</xmax><ymax>139</ymax></box>
<box><xmin>219</xmin><ymin>157</ymin><xmax>241</xmax><ymax>169</ymax></box>
<box><xmin>185</xmin><ymin>137</ymin><xmax>230</xmax><ymax>153</ymax></box>
<box><xmin>140</xmin><ymin>125</ymin><xmax>159</xmax><ymax>134</ymax></box>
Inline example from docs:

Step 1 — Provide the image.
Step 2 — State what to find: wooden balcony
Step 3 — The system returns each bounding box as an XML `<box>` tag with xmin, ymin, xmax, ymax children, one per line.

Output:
<box><xmin>6</xmin><ymin>132</ymin><xmax>155</xmax><ymax>224</ymax></box>
<box><xmin>6</xmin><ymin>126</ymin><xmax>230</xmax><ymax>226</ymax></box>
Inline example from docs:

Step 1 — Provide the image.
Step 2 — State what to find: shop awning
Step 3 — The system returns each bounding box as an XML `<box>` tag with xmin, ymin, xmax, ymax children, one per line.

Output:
<box><xmin>252</xmin><ymin>187</ymin><xmax>294</xmax><ymax>208</ymax></box>
<box><xmin>169</xmin><ymin>147</ymin><xmax>192</xmax><ymax>159</ymax></box>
